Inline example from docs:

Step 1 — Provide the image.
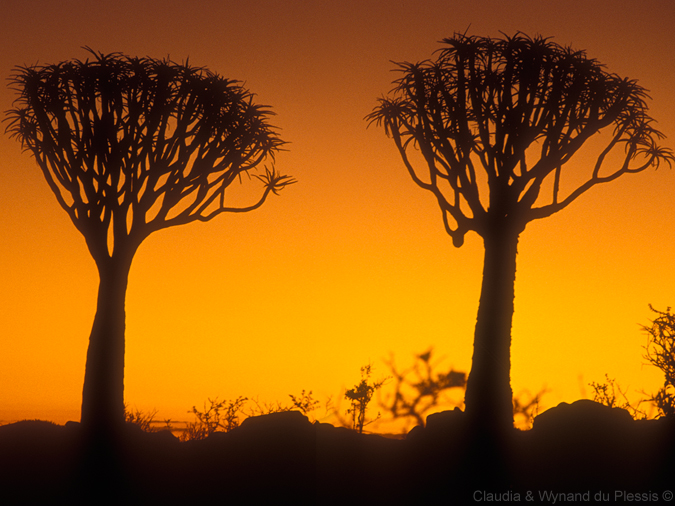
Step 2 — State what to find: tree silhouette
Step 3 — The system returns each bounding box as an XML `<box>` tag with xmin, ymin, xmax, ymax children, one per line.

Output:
<box><xmin>367</xmin><ymin>33</ymin><xmax>673</xmax><ymax>431</ymax></box>
<box><xmin>381</xmin><ymin>348</ymin><xmax>466</xmax><ymax>429</ymax></box>
<box><xmin>6</xmin><ymin>49</ymin><xmax>294</xmax><ymax>434</ymax></box>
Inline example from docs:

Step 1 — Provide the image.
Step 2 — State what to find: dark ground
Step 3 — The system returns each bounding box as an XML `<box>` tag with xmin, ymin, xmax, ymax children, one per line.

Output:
<box><xmin>0</xmin><ymin>400</ymin><xmax>673</xmax><ymax>505</ymax></box>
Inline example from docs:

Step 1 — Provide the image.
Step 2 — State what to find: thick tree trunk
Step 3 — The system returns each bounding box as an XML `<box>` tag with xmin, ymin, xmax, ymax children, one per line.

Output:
<box><xmin>464</xmin><ymin>224</ymin><xmax>520</xmax><ymax>432</ymax></box>
<box><xmin>80</xmin><ymin>253</ymin><xmax>133</xmax><ymax>433</ymax></box>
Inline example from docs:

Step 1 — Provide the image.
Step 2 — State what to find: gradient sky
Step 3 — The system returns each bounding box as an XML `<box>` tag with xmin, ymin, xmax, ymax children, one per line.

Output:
<box><xmin>1</xmin><ymin>0</ymin><xmax>674</xmax><ymax>429</ymax></box>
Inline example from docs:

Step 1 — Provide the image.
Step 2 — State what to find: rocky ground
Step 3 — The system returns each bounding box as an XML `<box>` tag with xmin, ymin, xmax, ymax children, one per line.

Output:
<box><xmin>0</xmin><ymin>400</ymin><xmax>673</xmax><ymax>505</ymax></box>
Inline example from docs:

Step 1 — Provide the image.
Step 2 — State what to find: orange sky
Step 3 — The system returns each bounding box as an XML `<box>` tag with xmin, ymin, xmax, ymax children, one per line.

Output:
<box><xmin>1</xmin><ymin>0</ymin><xmax>674</xmax><ymax>430</ymax></box>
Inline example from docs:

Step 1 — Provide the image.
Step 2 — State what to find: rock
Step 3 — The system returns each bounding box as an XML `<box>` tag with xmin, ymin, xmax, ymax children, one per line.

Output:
<box><xmin>405</xmin><ymin>423</ymin><xmax>424</xmax><ymax>441</ymax></box>
<box><xmin>532</xmin><ymin>399</ymin><xmax>633</xmax><ymax>435</ymax></box>
<box><xmin>238</xmin><ymin>409</ymin><xmax>311</xmax><ymax>430</ymax></box>
<box><xmin>425</xmin><ymin>407</ymin><xmax>465</xmax><ymax>434</ymax></box>
<box><xmin>522</xmin><ymin>400</ymin><xmax>641</xmax><ymax>490</ymax></box>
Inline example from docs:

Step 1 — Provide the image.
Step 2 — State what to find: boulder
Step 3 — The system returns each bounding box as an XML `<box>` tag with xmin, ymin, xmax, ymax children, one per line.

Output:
<box><xmin>522</xmin><ymin>400</ymin><xmax>640</xmax><ymax>489</ymax></box>
<box><xmin>532</xmin><ymin>399</ymin><xmax>633</xmax><ymax>436</ymax></box>
<box><xmin>425</xmin><ymin>407</ymin><xmax>465</xmax><ymax>433</ymax></box>
<box><xmin>238</xmin><ymin>409</ymin><xmax>311</xmax><ymax>431</ymax></box>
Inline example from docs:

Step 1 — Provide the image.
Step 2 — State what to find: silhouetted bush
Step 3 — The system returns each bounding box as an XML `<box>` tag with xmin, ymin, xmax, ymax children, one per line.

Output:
<box><xmin>246</xmin><ymin>390</ymin><xmax>321</xmax><ymax>418</ymax></box>
<box><xmin>589</xmin><ymin>374</ymin><xmax>648</xmax><ymax>419</ymax></box>
<box><xmin>179</xmin><ymin>391</ymin><xmax>326</xmax><ymax>440</ymax></box>
<box><xmin>380</xmin><ymin>349</ymin><xmax>546</xmax><ymax>430</ymax></box>
<box><xmin>642</xmin><ymin>305</ymin><xmax>675</xmax><ymax>417</ymax></box>
<box><xmin>591</xmin><ymin>305</ymin><xmax>675</xmax><ymax>420</ymax></box>
<box><xmin>124</xmin><ymin>404</ymin><xmax>159</xmax><ymax>432</ymax></box>
<box><xmin>344</xmin><ymin>364</ymin><xmax>389</xmax><ymax>433</ymax></box>
<box><xmin>512</xmin><ymin>388</ymin><xmax>549</xmax><ymax>429</ymax></box>
<box><xmin>181</xmin><ymin>396</ymin><xmax>248</xmax><ymax>441</ymax></box>
<box><xmin>381</xmin><ymin>348</ymin><xmax>466</xmax><ymax>430</ymax></box>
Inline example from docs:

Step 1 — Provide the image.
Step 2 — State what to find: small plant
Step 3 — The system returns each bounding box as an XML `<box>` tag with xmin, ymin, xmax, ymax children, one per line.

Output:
<box><xmin>590</xmin><ymin>375</ymin><xmax>622</xmax><ymax>408</ymax></box>
<box><xmin>512</xmin><ymin>388</ymin><xmax>548</xmax><ymax>430</ymax></box>
<box><xmin>180</xmin><ymin>396</ymin><xmax>248</xmax><ymax>441</ymax></box>
<box><xmin>589</xmin><ymin>374</ymin><xmax>647</xmax><ymax>419</ymax></box>
<box><xmin>345</xmin><ymin>364</ymin><xmax>389</xmax><ymax>434</ymax></box>
<box><xmin>289</xmin><ymin>390</ymin><xmax>320</xmax><ymax>416</ymax></box>
<box><xmin>246</xmin><ymin>390</ymin><xmax>321</xmax><ymax>419</ymax></box>
<box><xmin>124</xmin><ymin>404</ymin><xmax>159</xmax><ymax>432</ymax></box>
<box><xmin>247</xmin><ymin>397</ymin><xmax>289</xmax><ymax>416</ymax></box>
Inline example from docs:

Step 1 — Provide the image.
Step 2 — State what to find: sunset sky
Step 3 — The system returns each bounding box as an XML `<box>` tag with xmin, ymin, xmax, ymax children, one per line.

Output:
<box><xmin>1</xmin><ymin>0</ymin><xmax>674</xmax><ymax>430</ymax></box>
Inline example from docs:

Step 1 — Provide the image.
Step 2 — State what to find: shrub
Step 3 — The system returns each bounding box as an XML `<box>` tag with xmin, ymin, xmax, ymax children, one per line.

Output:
<box><xmin>380</xmin><ymin>348</ymin><xmax>466</xmax><ymax>429</ymax></box>
<box><xmin>642</xmin><ymin>305</ymin><xmax>675</xmax><ymax>417</ymax></box>
<box><xmin>344</xmin><ymin>364</ymin><xmax>389</xmax><ymax>434</ymax></box>
<box><xmin>124</xmin><ymin>405</ymin><xmax>159</xmax><ymax>432</ymax></box>
<box><xmin>180</xmin><ymin>396</ymin><xmax>248</xmax><ymax>441</ymax></box>
<box><xmin>589</xmin><ymin>374</ymin><xmax>647</xmax><ymax>419</ymax></box>
<box><xmin>512</xmin><ymin>388</ymin><xmax>548</xmax><ymax>430</ymax></box>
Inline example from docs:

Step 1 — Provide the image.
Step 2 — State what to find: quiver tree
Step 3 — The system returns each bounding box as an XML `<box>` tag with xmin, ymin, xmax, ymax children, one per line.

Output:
<box><xmin>367</xmin><ymin>33</ymin><xmax>673</xmax><ymax>431</ymax></box>
<box><xmin>6</xmin><ymin>49</ymin><xmax>294</xmax><ymax>433</ymax></box>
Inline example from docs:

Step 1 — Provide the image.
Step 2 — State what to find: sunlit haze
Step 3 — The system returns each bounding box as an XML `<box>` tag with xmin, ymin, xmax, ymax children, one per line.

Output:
<box><xmin>1</xmin><ymin>0</ymin><xmax>674</xmax><ymax>430</ymax></box>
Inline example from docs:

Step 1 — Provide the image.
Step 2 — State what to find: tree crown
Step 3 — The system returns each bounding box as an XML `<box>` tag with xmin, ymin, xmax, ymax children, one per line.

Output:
<box><xmin>6</xmin><ymin>49</ymin><xmax>294</xmax><ymax>262</ymax></box>
<box><xmin>367</xmin><ymin>33</ymin><xmax>673</xmax><ymax>246</ymax></box>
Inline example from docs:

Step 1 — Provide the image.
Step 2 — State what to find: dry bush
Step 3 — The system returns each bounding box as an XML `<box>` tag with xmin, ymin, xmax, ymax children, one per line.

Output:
<box><xmin>642</xmin><ymin>305</ymin><xmax>675</xmax><ymax>417</ymax></box>
<box><xmin>180</xmin><ymin>396</ymin><xmax>248</xmax><ymax>441</ymax></box>
<box><xmin>380</xmin><ymin>348</ymin><xmax>466</xmax><ymax>430</ymax></box>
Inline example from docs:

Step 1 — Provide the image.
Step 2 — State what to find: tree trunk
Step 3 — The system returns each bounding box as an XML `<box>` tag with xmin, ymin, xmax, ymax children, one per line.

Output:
<box><xmin>464</xmin><ymin>224</ymin><xmax>520</xmax><ymax>431</ymax></box>
<box><xmin>80</xmin><ymin>252</ymin><xmax>134</xmax><ymax>433</ymax></box>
